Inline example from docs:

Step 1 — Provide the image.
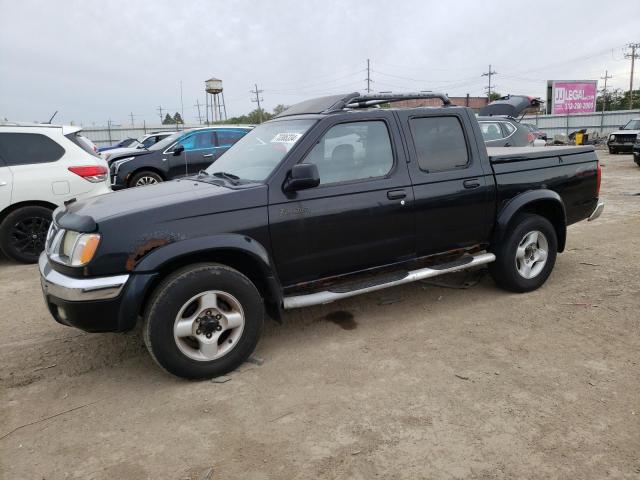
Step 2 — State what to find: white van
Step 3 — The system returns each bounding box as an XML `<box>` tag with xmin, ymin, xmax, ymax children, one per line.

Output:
<box><xmin>0</xmin><ymin>122</ymin><xmax>111</xmax><ymax>263</ymax></box>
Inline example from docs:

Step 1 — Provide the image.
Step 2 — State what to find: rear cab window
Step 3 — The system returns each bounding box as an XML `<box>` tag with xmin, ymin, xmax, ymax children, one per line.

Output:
<box><xmin>409</xmin><ymin>116</ymin><xmax>469</xmax><ymax>172</ymax></box>
<box><xmin>0</xmin><ymin>132</ymin><xmax>66</xmax><ymax>166</ymax></box>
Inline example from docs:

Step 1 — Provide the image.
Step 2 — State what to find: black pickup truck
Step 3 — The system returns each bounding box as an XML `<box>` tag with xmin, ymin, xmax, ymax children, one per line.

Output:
<box><xmin>38</xmin><ymin>92</ymin><xmax>604</xmax><ymax>379</ymax></box>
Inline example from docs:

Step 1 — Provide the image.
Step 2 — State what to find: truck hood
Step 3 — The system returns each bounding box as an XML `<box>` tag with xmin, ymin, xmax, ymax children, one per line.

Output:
<box><xmin>60</xmin><ymin>178</ymin><xmax>266</xmax><ymax>229</ymax></box>
<box><xmin>610</xmin><ymin>129</ymin><xmax>640</xmax><ymax>135</ymax></box>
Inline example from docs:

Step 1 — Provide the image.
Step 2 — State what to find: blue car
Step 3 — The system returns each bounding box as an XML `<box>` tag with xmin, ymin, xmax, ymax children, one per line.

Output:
<box><xmin>98</xmin><ymin>137</ymin><xmax>137</xmax><ymax>152</ymax></box>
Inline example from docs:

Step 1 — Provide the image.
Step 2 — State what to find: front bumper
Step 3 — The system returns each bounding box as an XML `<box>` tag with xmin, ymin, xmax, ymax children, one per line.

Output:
<box><xmin>607</xmin><ymin>141</ymin><xmax>636</xmax><ymax>152</ymax></box>
<box><xmin>39</xmin><ymin>253</ymin><xmax>156</xmax><ymax>332</ymax></box>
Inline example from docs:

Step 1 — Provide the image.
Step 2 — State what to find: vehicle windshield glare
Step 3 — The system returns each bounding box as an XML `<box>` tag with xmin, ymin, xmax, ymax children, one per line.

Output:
<box><xmin>622</xmin><ymin>119</ymin><xmax>640</xmax><ymax>130</ymax></box>
<box><xmin>149</xmin><ymin>131</ymin><xmax>185</xmax><ymax>151</ymax></box>
<box><xmin>205</xmin><ymin>119</ymin><xmax>316</xmax><ymax>181</ymax></box>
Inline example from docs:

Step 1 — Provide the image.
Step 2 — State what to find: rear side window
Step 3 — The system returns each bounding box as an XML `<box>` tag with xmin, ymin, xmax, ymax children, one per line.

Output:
<box><xmin>409</xmin><ymin>116</ymin><xmax>469</xmax><ymax>172</ymax></box>
<box><xmin>0</xmin><ymin>132</ymin><xmax>65</xmax><ymax>166</ymax></box>
<box><xmin>216</xmin><ymin>130</ymin><xmax>247</xmax><ymax>146</ymax></box>
<box><xmin>66</xmin><ymin>132</ymin><xmax>100</xmax><ymax>157</ymax></box>
<box><xmin>502</xmin><ymin>122</ymin><xmax>516</xmax><ymax>136</ymax></box>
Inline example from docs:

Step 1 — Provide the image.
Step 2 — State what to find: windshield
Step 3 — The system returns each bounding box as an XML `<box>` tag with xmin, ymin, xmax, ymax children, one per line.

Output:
<box><xmin>622</xmin><ymin>119</ymin><xmax>640</xmax><ymax>130</ymax></box>
<box><xmin>149</xmin><ymin>131</ymin><xmax>186</xmax><ymax>151</ymax></box>
<box><xmin>205</xmin><ymin>119</ymin><xmax>316</xmax><ymax>181</ymax></box>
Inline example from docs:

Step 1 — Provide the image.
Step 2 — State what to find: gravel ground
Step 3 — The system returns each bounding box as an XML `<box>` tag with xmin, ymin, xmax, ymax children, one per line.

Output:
<box><xmin>0</xmin><ymin>151</ymin><xmax>639</xmax><ymax>480</ymax></box>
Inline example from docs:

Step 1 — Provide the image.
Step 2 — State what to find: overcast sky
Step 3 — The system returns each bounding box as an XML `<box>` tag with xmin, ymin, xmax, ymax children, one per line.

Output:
<box><xmin>0</xmin><ymin>0</ymin><xmax>638</xmax><ymax>126</ymax></box>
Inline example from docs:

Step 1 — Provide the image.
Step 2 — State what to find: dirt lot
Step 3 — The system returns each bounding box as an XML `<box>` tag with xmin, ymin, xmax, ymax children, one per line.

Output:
<box><xmin>0</xmin><ymin>151</ymin><xmax>639</xmax><ymax>480</ymax></box>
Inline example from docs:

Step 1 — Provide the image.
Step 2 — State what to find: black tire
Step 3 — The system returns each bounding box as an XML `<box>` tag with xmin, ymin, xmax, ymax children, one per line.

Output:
<box><xmin>608</xmin><ymin>148</ymin><xmax>616</xmax><ymax>154</ymax></box>
<box><xmin>489</xmin><ymin>214</ymin><xmax>558</xmax><ymax>293</ymax></box>
<box><xmin>0</xmin><ymin>206</ymin><xmax>52</xmax><ymax>263</ymax></box>
<box><xmin>128</xmin><ymin>170</ymin><xmax>163</xmax><ymax>188</ymax></box>
<box><xmin>143</xmin><ymin>263</ymin><xmax>264</xmax><ymax>379</ymax></box>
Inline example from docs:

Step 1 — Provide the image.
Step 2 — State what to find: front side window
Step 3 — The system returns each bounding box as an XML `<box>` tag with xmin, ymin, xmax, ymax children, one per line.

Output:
<box><xmin>410</xmin><ymin>116</ymin><xmax>469</xmax><ymax>172</ymax></box>
<box><xmin>205</xmin><ymin>119</ymin><xmax>315</xmax><ymax>181</ymax></box>
<box><xmin>0</xmin><ymin>132</ymin><xmax>65</xmax><ymax>166</ymax></box>
<box><xmin>479</xmin><ymin>122</ymin><xmax>504</xmax><ymax>141</ymax></box>
<box><xmin>303</xmin><ymin>121</ymin><xmax>393</xmax><ymax>185</ymax></box>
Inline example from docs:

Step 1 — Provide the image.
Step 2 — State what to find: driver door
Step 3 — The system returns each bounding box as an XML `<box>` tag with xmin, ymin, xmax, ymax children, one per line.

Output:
<box><xmin>0</xmin><ymin>157</ymin><xmax>12</xmax><ymax>209</ymax></box>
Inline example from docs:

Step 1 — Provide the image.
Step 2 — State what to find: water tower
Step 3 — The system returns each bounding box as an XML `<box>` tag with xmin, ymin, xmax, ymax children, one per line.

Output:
<box><xmin>205</xmin><ymin>77</ymin><xmax>227</xmax><ymax>123</ymax></box>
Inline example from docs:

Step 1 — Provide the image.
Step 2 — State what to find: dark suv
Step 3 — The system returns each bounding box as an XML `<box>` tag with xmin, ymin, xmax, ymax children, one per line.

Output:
<box><xmin>108</xmin><ymin>126</ymin><xmax>251</xmax><ymax>188</ymax></box>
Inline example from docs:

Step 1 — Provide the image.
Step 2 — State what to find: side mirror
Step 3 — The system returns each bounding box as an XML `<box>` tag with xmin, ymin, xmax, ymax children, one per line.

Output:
<box><xmin>173</xmin><ymin>144</ymin><xmax>185</xmax><ymax>156</ymax></box>
<box><xmin>284</xmin><ymin>163</ymin><xmax>320</xmax><ymax>192</ymax></box>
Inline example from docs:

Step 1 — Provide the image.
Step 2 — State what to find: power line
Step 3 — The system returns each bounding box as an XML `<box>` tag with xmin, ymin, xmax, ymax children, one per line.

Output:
<box><xmin>250</xmin><ymin>83</ymin><xmax>264</xmax><ymax>123</ymax></box>
<box><xmin>481</xmin><ymin>64</ymin><xmax>498</xmax><ymax>99</ymax></box>
<box><xmin>624</xmin><ymin>43</ymin><xmax>640</xmax><ymax>109</ymax></box>
<box><xmin>600</xmin><ymin>70</ymin><xmax>613</xmax><ymax>112</ymax></box>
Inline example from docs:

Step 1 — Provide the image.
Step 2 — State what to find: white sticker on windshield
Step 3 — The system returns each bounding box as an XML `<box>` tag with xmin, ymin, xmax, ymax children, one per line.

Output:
<box><xmin>271</xmin><ymin>132</ymin><xmax>302</xmax><ymax>144</ymax></box>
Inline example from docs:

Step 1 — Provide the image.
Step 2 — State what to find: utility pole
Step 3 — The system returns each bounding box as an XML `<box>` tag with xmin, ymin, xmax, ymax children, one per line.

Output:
<box><xmin>180</xmin><ymin>80</ymin><xmax>184</xmax><ymax>126</ymax></box>
<box><xmin>482</xmin><ymin>64</ymin><xmax>498</xmax><ymax>100</ymax></box>
<box><xmin>250</xmin><ymin>84</ymin><xmax>264</xmax><ymax>123</ymax></box>
<box><xmin>624</xmin><ymin>43</ymin><xmax>640</xmax><ymax>109</ymax></box>
<box><xmin>194</xmin><ymin>100</ymin><xmax>203</xmax><ymax>124</ymax></box>
<box><xmin>157</xmin><ymin>105</ymin><xmax>164</xmax><ymax>124</ymax></box>
<box><xmin>366</xmin><ymin>59</ymin><xmax>371</xmax><ymax>93</ymax></box>
<box><xmin>600</xmin><ymin>70</ymin><xmax>613</xmax><ymax>113</ymax></box>
<box><xmin>129</xmin><ymin>112</ymin><xmax>135</xmax><ymax>126</ymax></box>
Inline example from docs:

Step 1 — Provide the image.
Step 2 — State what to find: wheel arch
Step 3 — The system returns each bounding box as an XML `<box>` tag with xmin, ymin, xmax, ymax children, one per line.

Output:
<box><xmin>494</xmin><ymin>190</ymin><xmax>567</xmax><ymax>252</ymax></box>
<box><xmin>0</xmin><ymin>200</ymin><xmax>57</xmax><ymax>224</ymax></box>
<box><xmin>130</xmin><ymin>234</ymin><xmax>283</xmax><ymax>326</ymax></box>
<box><xmin>127</xmin><ymin>166</ymin><xmax>167</xmax><ymax>185</ymax></box>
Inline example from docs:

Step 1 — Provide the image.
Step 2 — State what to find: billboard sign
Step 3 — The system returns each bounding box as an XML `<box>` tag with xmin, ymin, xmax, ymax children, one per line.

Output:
<box><xmin>548</xmin><ymin>80</ymin><xmax>598</xmax><ymax>114</ymax></box>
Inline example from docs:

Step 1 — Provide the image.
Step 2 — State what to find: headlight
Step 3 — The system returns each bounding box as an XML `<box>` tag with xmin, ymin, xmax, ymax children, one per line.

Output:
<box><xmin>609</xmin><ymin>134</ymin><xmax>615</xmax><ymax>141</ymax></box>
<box><xmin>49</xmin><ymin>227</ymin><xmax>101</xmax><ymax>267</ymax></box>
<box><xmin>103</xmin><ymin>153</ymin><xmax>111</xmax><ymax>161</ymax></box>
<box><xmin>112</xmin><ymin>157</ymin><xmax>135</xmax><ymax>175</ymax></box>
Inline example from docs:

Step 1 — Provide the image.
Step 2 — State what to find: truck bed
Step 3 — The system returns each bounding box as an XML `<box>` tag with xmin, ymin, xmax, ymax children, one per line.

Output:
<box><xmin>487</xmin><ymin>145</ymin><xmax>595</xmax><ymax>163</ymax></box>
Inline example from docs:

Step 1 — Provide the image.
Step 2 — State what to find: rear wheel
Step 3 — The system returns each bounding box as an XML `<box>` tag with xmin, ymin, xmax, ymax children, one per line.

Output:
<box><xmin>608</xmin><ymin>148</ymin><xmax>616</xmax><ymax>154</ymax></box>
<box><xmin>0</xmin><ymin>206</ymin><xmax>52</xmax><ymax>263</ymax></box>
<box><xmin>489</xmin><ymin>214</ymin><xmax>558</xmax><ymax>293</ymax></box>
<box><xmin>143</xmin><ymin>263</ymin><xmax>264</xmax><ymax>379</ymax></box>
<box><xmin>129</xmin><ymin>170</ymin><xmax>163</xmax><ymax>188</ymax></box>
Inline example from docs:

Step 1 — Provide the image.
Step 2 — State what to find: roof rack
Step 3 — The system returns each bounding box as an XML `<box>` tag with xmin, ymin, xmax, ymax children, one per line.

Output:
<box><xmin>343</xmin><ymin>92</ymin><xmax>451</xmax><ymax>109</ymax></box>
<box><xmin>276</xmin><ymin>91</ymin><xmax>452</xmax><ymax>118</ymax></box>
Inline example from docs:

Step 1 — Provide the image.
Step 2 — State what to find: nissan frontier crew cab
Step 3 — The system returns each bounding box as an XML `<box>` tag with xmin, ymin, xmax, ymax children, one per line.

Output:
<box><xmin>39</xmin><ymin>92</ymin><xmax>604</xmax><ymax>379</ymax></box>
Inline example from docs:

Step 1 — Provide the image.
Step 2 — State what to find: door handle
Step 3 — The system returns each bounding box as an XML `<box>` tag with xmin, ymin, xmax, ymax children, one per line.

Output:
<box><xmin>0</xmin><ymin>181</ymin><xmax>7</xmax><ymax>186</ymax></box>
<box><xmin>504</xmin><ymin>142</ymin><xmax>512</xmax><ymax>147</ymax></box>
<box><xmin>463</xmin><ymin>179</ymin><xmax>480</xmax><ymax>189</ymax></box>
<box><xmin>387</xmin><ymin>190</ymin><xmax>407</xmax><ymax>200</ymax></box>
<box><xmin>203</xmin><ymin>154</ymin><xmax>213</xmax><ymax>158</ymax></box>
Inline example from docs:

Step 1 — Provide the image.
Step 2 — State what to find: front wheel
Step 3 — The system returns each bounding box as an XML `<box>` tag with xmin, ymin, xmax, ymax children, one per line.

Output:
<box><xmin>489</xmin><ymin>214</ymin><xmax>558</xmax><ymax>293</ymax></box>
<box><xmin>129</xmin><ymin>170</ymin><xmax>163</xmax><ymax>188</ymax></box>
<box><xmin>0</xmin><ymin>206</ymin><xmax>52</xmax><ymax>263</ymax></box>
<box><xmin>143</xmin><ymin>263</ymin><xmax>264</xmax><ymax>379</ymax></box>
<box><xmin>608</xmin><ymin>148</ymin><xmax>616</xmax><ymax>154</ymax></box>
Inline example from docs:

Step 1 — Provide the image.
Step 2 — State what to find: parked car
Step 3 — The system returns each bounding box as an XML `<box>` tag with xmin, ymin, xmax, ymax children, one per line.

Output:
<box><xmin>478</xmin><ymin>116</ymin><xmax>534</xmax><ymax>147</ymax></box>
<box><xmin>101</xmin><ymin>131</ymin><xmax>177</xmax><ymax>160</ymax></box>
<box><xmin>607</xmin><ymin>118</ymin><xmax>640</xmax><ymax>154</ymax></box>
<box><xmin>0</xmin><ymin>122</ymin><xmax>110</xmax><ymax>263</ymax></box>
<box><xmin>107</xmin><ymin>126</ymin><xmax>252</xmax><ymax>189</ymax></box>
<box><xmin>522</xmin><ymin>123</ymin><xmax>548</xmax><ymax>142</ymax></box>
<box><xmin>98</xmin><ymin>137</ymin><xmax>136</xmax><ymax>152</ymax></box>
<box><xmin>633</xmin><ymin>136</ymin><xmax>640</xmax><ymax>166</ymax></box>
<box><xmin>38</xmin><ymin>92</ymin><xmax>603</xmax><ymax>379</ymax></box>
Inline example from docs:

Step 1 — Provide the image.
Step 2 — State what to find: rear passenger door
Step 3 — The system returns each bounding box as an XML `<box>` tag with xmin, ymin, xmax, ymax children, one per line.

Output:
<box><xmin>397</xmin><ymin>110</ymin><xmax>494</xmax><ymax>257</ymax></box>
<box><xmin>215</xmin><ymin>129</ymin><xmax>247</xmax><ymax>161</ymax></box>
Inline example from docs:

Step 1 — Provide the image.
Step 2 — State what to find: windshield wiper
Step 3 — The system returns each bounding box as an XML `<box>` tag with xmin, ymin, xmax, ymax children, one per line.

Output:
<box><xmin>212</xmin><ymin>171</ymin><xmax>240</xmax><ymax>185</ymax></box>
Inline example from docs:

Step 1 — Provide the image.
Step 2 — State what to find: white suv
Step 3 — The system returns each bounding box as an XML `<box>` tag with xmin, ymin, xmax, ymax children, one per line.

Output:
<box><xmin>0</xmin><ymin>123</ymin><xmax>111</xmax><ymax>263</ymax></box>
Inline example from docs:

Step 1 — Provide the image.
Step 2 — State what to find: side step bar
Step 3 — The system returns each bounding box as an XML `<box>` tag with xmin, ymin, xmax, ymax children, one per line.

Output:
<box><xmin>283</xmin><ymin>252</ymin><xmax>496</xmax><ymax>310</ymax></box>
